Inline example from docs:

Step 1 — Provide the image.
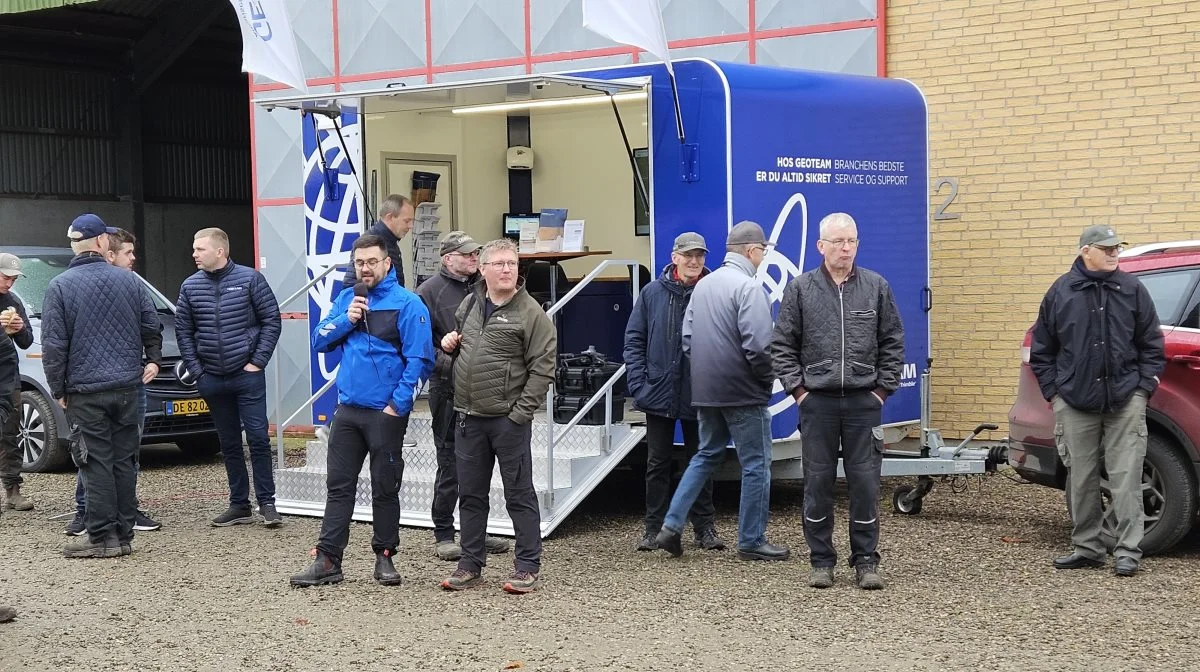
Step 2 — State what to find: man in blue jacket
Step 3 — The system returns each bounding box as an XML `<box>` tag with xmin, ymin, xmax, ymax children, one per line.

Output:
<box><xmin>624</xmin><ymin>232</ymin><xmax>724</xmax><ymax>553</ymax></box>
<box><xmin>176</xmin><ymin>227</ymin><xmax>282</xmax><ymax>528</ymax></box>
<box><xmin>290</xmin><ymin>234</ymin><xmax>434</xmax><ymax>587</ymax></box>
<box><xmin>42</xmin><ymin>214</ymin><xmax>162</xmax><ymax>558</ymax></box>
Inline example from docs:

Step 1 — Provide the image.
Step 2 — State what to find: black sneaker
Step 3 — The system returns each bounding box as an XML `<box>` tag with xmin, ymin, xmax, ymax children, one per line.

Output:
<box><xmin>260</xmin><ymin>503</ymin><xmax>283</xmax><ymax>528</ymax></box>
<box><xmin>211</xmin><ymin>506</ymin><xmax>254</xmax><ymax>527</ymax></box>
<box><xmin>635</xmin><ymin>531</ymin><xmax>658</xmax><ymax>552</ymax></box>
<box><xmin>65</xmin><ymin>512</ymin><xmax>86</xmax><ymax>536</ymax></box>
<box><xmin>694</xmin><ymin>527</ymin><xmax>726</xmax><ymax>551</ymax></box>
<box><xmin>133</xmin><ymin>511</ymin><xmax>161</xmax><ymax>531</ymax></box>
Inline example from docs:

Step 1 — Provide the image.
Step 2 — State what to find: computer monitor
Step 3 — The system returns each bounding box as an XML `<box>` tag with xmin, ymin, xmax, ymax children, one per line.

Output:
<box><xmin>503</xmin><ymin>212</ymin><xmax>540</xmax><ymax>239</ymax></box>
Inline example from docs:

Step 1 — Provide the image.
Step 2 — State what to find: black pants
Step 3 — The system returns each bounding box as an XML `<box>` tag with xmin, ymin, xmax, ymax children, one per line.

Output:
<box><xmin>316</xmin><ymin>405</ymin><xmax>408</xmax><ymax>561</ymax></box>
<box><xmin>68</xmin><ymin>387</ymin><xmax>141</xmax><ymax>543</ymax></box>
<box><xmin>456</xmin><ymin>415</ymin><xmax>541</xmax><ymax>574</ymax></box>
<box><xmin>0</xmin><ymin>386</ymin><xmax>19</xmax><ymax>489</ymax></box>
<box><xmin>799</xmin><ymin>391</ymin><xmax>884</xmax><ymax>568</ymax></box>
<box><xmin>428</xmin><ymin>384</ymin><xmax>458</xmax><ymax>542</ymax></box>
<box><xmin>644</xmin><ymin>413</ymin><xmax>714</xmax><ymax>536</ymax></box>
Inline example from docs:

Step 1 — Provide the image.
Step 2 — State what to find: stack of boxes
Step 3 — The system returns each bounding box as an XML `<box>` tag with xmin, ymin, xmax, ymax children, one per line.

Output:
<box><xmin>412</xmin><ymin>201</ymin><xmax>442</xmax><ymax>287</ymax></box>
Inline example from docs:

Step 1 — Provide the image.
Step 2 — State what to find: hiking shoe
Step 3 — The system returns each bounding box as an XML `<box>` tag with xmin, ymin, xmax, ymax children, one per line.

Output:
<box><xmin>694</xmin><ymin>527</ymin><xmax>726</xmax><ymax>551</ymax></box>
<box><xmin>63</xmin><ymin>537</ymin><xmax>120</xmax><ymax>559</ymax></box>
<box><xmin>435</xmin><ymin>540</ymin><xmax>462</xmax><ymax>561</ymax></box>
<box><xmin>211</xmin><ymin>507</ymin><xmax>254</xmax><ymax>527</ymax></box>
<box><xmin>119</xmin><ymin>543</ymin><xmax>133</xmax><ymax>557</ymax></box>
<box><xmin>502</xmin><ymin>571</ymin><xmax>541</xmax><ymax>594</ymax></box>
<box><xmin>4</xmin><ymin>486</ymin><xmax>32</xmax><ymax>511</ymax></box>
<box><xmin>654</xmin><ymin>528</ymin><xmax>683</xmax><ymax>557</ymax></box>
<box><xmin>373</xmin><ymin>551</ymin><xmax>403</xmax><ymax>586</ymax></box>
<box><xmin>635</xmin><ymin>531</ymin><xmax>658</xmax><ymax>552</ymax></box>
<box><xmin>441</xmin><ymin>568</ymin><xmax>483</xmax><ymax>591</ymax></box>
<box><xmin>259</xmin><ymin>504</ymin><xmax>283</xmax><ymax>528</ymax></box>
<box><xmin>64</xmin><ymin>512</ymin><xmax>86</xmax><ymax>536</ymax></box>
<box><xmin>809</xmin><ymin>567</ymin><xmax>835</xmax><ymax>589</ymax></box>
<box><xmin>133</xmin><ymin>511</ymin><xmax>161</xmax><ymax>531</ymax></box>
<box><xmin>855</xmin><ymin>564</ymin><xmax>885</xmax><ymax>590</ymax></box>
<box><xmin>485</xmin><ymin>536</ymin><xmax>511</xmax><ymax>554</ymax></box>
<box><xmin>290</xmin><ymin>552</ymin><xmax>344</xmax><ymax>587</ymax></box>
<box><xmin>0</xmin><ymin>605</ymin><xmax>14</xmax><ymax>623</ymax></box>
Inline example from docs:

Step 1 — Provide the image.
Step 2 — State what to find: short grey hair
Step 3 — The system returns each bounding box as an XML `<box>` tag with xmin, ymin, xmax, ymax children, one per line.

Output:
<box><xmin>726</xmin><ymin>243</ymin><xmax>751</xmax><ymax>255</ymax></box>
<box><xmin>70</xmin><ymin>237</ymin><xmax>104</xmax><ymax>254</ymax></box>
<box><xmin>819</xmin><ymin>212</ymin><xmax>858</xmax><ymax>239</ymax></box>
<box><xmin>379</xmin><ymin>194</ymin><xmax>412</xmax><ymax>219</ymax></box>
<box><xmin>479</xmin><ymin>238</ymin><xmax>518</xmax><ymax>265</ymax></box>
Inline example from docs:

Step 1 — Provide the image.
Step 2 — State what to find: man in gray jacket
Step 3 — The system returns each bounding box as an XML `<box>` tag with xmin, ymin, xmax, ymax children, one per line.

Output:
<box><xmin>770</xmin><ymin>212</ymin><xmax>904</xmax><ymax>590</ymax></box>
<box><xmin>654</xmin><ymin>221</ymin><xmax>789</xmax><ymax>562</ymax></box>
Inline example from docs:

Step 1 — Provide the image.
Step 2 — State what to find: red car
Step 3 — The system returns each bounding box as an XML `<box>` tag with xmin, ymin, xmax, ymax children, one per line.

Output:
<box><xmin>1008</xmin><ymin>241</ymin><xmax>1200</xmax><ymax>555</ymax></box>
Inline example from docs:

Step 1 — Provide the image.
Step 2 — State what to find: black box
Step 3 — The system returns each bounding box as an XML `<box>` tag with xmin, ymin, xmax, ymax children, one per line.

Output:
<box><xmin>554</xmin><ymin>393</ymin><xmax>625</xmax><ymax>426</ymax></box>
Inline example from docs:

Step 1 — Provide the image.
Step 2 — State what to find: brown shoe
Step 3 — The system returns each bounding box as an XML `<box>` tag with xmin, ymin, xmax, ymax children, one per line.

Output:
<box><xmin>441</xmin><ymin>568</ymin><xmax>483</xmax><ymax>591</ymax></box>
<box><xmin>4</xmin><ymin>486</ymin><xmax>32</xmax><ymax>511</ymax></box>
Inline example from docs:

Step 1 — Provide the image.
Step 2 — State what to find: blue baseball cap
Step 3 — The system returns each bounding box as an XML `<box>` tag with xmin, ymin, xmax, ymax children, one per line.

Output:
<box><xmin>68</xmin><ymin>214</ymin><xmax>118</xmax><ymax>241</ymax></box>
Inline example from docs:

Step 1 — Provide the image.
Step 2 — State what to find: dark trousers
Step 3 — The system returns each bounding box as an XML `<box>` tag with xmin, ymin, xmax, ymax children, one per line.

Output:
<box><xmin>456</xmin><ymin>415</ymin><xmax>541</xmax><ymax>574</ymax></box>
<box><xmin>68</xmin><ymin>387</ymin><xmax>141</xmax><ymax>543</ymax></box>
<box><xmin>429</xmin><ymin>384</ymin><xmax>458</xmax><ymax>542</ymax></box>
<box><xmin>76</xmin><ymin>385</ymin><xmax>145</xmax><ymax>515</ymax></box>
<box><xmin>198</xmin><ymin>369</ymin><xmax>274</xmax><ymax>509</ymax></box>
<box><xmin>0</xmin><ymin>387</ymin><xmax>21</xmax><ymax>488</ymax></box>
<box><xmin>799</xmin><ymin>391</ymin><xmax>884</xmax><ymax>568</ymax></box>
<box><xmin>317</xmin><ymin>405</ymin><xmax>408</xmax><ymax>561</ymax></box>
<box><xmin>644</xmin><ymin>413</ymin><xmax>714</xmax><ymax>535</ymax></box>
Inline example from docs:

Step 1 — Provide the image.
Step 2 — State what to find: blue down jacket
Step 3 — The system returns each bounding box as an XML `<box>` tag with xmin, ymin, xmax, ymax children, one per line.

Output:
<box><xmin>176</xmin><ymin>261</ymin><xmax>282</xmax><ymax>378</ymax></box>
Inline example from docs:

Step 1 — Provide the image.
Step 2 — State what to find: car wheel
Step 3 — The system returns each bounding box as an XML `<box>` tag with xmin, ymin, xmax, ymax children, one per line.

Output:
<box><xmin>175</xmin><ymin>436</ymin><xmax>220</xmax><ymax>459</ymax></box>
<box><xmin>19</xmin><ymin>390</ymin><xmax>69</xmax><ymax>473</ymax></box>
<box><xmin>1066</xmin><ymin>433</ymin><xmax>1196</xmax><ymax>556</ymax></box>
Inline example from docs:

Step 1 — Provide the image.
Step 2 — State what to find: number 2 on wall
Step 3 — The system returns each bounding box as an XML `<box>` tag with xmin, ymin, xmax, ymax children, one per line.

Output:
<box><xmin>932</xmin><ymin>177</ymin><xmax>960</xmax><ymax>221</ymax></box>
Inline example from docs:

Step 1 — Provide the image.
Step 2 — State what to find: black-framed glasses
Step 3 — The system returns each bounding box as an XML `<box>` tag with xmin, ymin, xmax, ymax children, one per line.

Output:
<box><xmin>354</xmin><ymin>257</ymin><xmax>384</xmax><ymax>269</ymax></box>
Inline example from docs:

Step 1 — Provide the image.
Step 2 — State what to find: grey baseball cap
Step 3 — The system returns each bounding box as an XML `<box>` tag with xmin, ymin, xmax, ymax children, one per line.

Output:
<box><xmin>727</xmin><ymin>220</ymin><xmax>768</xmax><ymax>246</ymax></box>
<box><xmin>672</xmin><ymin>232</ymin><xmax>707</xmax><ymax>254</ymax></box>
<box><xmin>439</xmin><ymin>230</ymin><xmax>480</xmax><ymax>256</ymax></box>
<box><xmin>0</xmin><ymin>253</ymin><xmax>23</xmax><ymax>278</ymax></box>
<box><xmin>1079</xmin><ymin>224</ymin><xmax>1126</xmax><ymax>248</ymax></box>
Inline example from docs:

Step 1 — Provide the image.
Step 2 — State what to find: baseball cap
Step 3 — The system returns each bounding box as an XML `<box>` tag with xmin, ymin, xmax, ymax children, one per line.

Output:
<box><xmin>1079</xmin><ymin>224</ymin><xmax>1127</xmax><ymax>248</ymax></box>
<box><xmin>67</xmin><ymin>214</ymin><xmax>118</xmax><ymax>241</ymax></box>
<box><xmin>672</xmin><ymin>232</ymin><xmax>707</xmax><ymax>254</ymax></box>
<box><xmin>727</xmin><ymin>220</ymin><xmax>768</xmax><ymax>247</ymax></box>
<box><xmin>439</xmin><ymin>231</ymin><xmax>480</xmax><ymax>256</ymax></box>
<box><xmin>0</xmin><ymin>253</ymin><xmax>23</xmax><ymax>278</ymax></box>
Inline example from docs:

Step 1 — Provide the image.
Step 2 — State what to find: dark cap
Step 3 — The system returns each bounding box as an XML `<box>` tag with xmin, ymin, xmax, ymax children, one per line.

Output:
<box><xmin>1079</xmin><ymin>224</ymin><xmax>1126</xmax><ymax>248</ymax></box>
<box><xmin>68</xmin><ymin>214</ymin><xmax>118</xmax><ymax>242</ymax></box>
<box><xmin>727</xmin><ymin>220</ymin><xmax>768</xmax><ymax>246</ymax></box>
<box><xmin>672</xmin><ymin>232</ymin><xmax>707</xmax><ymax>254</ymax></box>
<box><xmin>439</xmin><ymin>230</ymin><xmax>480</xmax><ymax>256</ymax></box>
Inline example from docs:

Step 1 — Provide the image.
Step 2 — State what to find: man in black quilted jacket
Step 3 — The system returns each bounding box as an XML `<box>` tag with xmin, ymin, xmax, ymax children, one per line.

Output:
<box><xmin>41</xmin><ymin>214</ymin><xmax>162</xmax><ymax>558</ymax></box>
<box><xmin>176</xmin><ymin>227</ymin><xmax>283</xmax><ymax>528</ymax></box>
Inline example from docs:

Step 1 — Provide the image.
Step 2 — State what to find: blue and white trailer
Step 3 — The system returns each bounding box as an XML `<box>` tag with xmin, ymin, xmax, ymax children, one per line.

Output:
<box><xmin>258</xmin><ymin>59</ymin><xmax>1001</xmax><ymax>536</ymax></box>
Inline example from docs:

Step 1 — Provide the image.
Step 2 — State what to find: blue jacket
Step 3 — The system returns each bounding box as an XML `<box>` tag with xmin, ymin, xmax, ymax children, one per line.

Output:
<box><xmin>623</xmin><ymin>264</ymin><xmax>708</xmax><ymax>420</ymax></box>
<box><xmin>176</xmin><ymin>262</ymin><xmax>282</xmax><ymax>378</ymax></box>
<box><xmin>314</xmin><ymin>268</ymin><xmax>434</xmax><ymax>414</ymax></box>
<box><xmin>41</xmin><ymin>254</ymin><xmax>162</xmax><ymax>398</ymax></box>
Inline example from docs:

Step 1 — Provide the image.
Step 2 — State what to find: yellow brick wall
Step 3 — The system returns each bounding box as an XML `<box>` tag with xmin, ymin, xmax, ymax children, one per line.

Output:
<box><xmin>886</xmin><ymin>0</ymin><xmax>1200</xmax><ymax>438</ymax></box>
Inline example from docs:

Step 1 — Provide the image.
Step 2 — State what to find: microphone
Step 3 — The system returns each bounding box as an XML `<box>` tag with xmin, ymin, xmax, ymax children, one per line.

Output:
<box><xmin>353</xmin><ymin>282</ymin><xmax>369</xmax><ymax>329</ymax></box>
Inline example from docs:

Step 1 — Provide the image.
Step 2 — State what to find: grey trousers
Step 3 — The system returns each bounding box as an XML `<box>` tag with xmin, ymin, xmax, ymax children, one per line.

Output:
<box><xmin>1054</xmin><ymin>391</ymin><xmax>1148</xmax><ymax>562</ymax></box>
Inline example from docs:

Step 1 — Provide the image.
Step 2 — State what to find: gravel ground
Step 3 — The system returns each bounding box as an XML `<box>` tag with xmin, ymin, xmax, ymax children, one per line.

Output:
<box><xmin>2</xmin><ymin>443</ymin><xmax>1199</xmax><ymax>672</ymax></box>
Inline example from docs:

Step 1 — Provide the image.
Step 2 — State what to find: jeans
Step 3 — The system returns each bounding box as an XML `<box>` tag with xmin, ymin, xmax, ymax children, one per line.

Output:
<box><xmin>198</xmin><ymin>369</ymin><xmax>274</xmax><ymax>510</ymax></box>
<box><xmin>643</xmin><ymin>413</ymin><xmax>714</xmax><ymax>536</ymax></box>
<box><xmin>0</xmin><ymin>387</ymin><xmax>22</xmax><ymax>488</ymax></box>
<box><xmin>428</xmin><ymin>383</ymin><xmax>459</xmax><ymax>542</ymax></box>
<box><xmin>316</xmin><ymin>405</ymin><xmax>408</xmax><ymax>561</ymax></box>
<box><xmin>77</xmin><ymin>385</ymin><xmax>145</xmax><ymax>515</ymax></box>
<box><xmin>663</xmin><ymin>405</ymin><xmax>772</xmax><ymax>550</ymax></box>
<box><xmin>68</xmin><ymin>387</ymin><xmax>140</xmax><ymax>543</ymax></box>
<box><xmin>456</xmin><ymin>415</ymin><xmax>541</xmax><ymax>574</ymax></box>
<box><xmin>799</xmin><ymin>391</ymin><xmax>884</xmax><ymax>568</ymax></box>
<box><xmin>1056</xmin><ymin>391</ymin><xmax>1149</xmax><ymax>561</ymax></box>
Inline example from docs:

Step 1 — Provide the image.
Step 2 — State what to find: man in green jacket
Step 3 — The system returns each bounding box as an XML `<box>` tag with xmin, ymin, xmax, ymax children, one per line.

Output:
<box><xmin>437</xmin><ymin>238</ymin><xmax>557</xmax><ymax>594</ymax></box>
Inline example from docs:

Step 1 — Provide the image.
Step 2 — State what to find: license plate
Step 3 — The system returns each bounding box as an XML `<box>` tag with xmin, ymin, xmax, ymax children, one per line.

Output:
<box><xmin>165</xmin><ymin>399</ymin><xmax>209</xmax><ymax>416</ymax></box>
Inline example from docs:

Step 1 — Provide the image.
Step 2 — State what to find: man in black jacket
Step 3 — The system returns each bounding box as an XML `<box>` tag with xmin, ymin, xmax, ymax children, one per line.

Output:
<box><xmin>623</xmin><ymin>232</ymin><xmax>724</xmax><ymax>553</ymax></box>
<box><xmin>1030</xmin><ymin>225</ymin><xmax>1166</xmax><ymax>577</ymax></box>
<box><xmin>770</xmin><ymin>212</ymin><xmax>904</xmax><ymax>590</ymax></box>
<box><xmin>177</xmin><ymin>227</ymin><xmax>283</xmax><ymax>528</ymax></box>
<box><xmin>41</xmin><ymin>214</ymin><xmax>162</xmax><ymax>558</ymax></box>
<box><xmin>0</xmin><ymin>253</ymin><xmax>34</xmax><ymax>511</ymax></box>
<box><xmin>342</xmin><ymin>195</ymin><xmax>414</xmax><ymax>289</ymax></box>
<box><xmin>415</xmin><ymin>231</ymin><xmax>509</xmax><ymax>561</ymax></box>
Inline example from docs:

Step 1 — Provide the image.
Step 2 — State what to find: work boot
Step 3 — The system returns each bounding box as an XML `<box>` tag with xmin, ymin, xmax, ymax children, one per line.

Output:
<box><xmin>0</xmin><ymin>605</ymin><xmax>15</xmax><ymax>623</ymax></box>
<box><xmin>289</xmin><ymin>552</ymin><xmax>343</xmax><ymax>587</ymax></box>
<box><xmin>373</xmin><ymin>551</ymin><xmax>402</xmax><ymax>586</ymax></box>
<box><xmin>654</xmin><ymin>527</ymin><xmax>683</xmax><ymax>557</ymax></box>
<box><xmin>485</xmin><ymin>536</ymin><xmax>511</xmax><ymax>554</ymax></box>
<box><xmin>4</xmin><ymin>486</ymin><xmax>32</xmax><ymax>511</ymax></box>
<box><xmin>63</xmin><ymin>536</ymin><xmax>120</xmax><ymax>559</ymax></box>
<box><xmin>694</xmin><ymin>527</ymin><xmax>726</xmax><ymax>551</ymax></box>
<box><xmin>809</xmin><ymin>567</ymin><xmax>835</xmax><ymax>589</ymax></box>
<box><xmin>855</xmin><ymin>564</ymin><xmax>885</xmax><ymax>590</ymax></box>
<box><xmin>434</xmin><ymin>540</ymin><xmax>462</xmax><ymax>561</ymax></box>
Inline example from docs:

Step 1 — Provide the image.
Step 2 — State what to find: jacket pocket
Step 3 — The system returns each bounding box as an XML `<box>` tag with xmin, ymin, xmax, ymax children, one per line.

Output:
<box><xmin>849</xmin><ymin>309</ymin><xmax>877</xmax><ymax>318</ymax></box>
<box><xmin>849</xmin><ymin>360</ymin><xmax>876</xmax><ymax>375</ymax></box>
<box><xmin>804</xmin><ymin>359</ymin><xmax>834</xmax><ymax>373</ymax></box>
<box><xmin>1054</xmin><ymin>421</ymin><xmax>1070</xmax><ymax>469</ymax></box>
<box><xmin>871</xmin><ymin>425</ymin><xmax>885</xmax><ymax>453</ymax></box>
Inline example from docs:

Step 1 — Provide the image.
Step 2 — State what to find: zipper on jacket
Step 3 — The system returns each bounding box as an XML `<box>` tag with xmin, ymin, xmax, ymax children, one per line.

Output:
<box><xmin>839</xmin><ymin>283</ymin><xmax>846</xmax><ymax>391</ymax></box>
<box><xmin>668</xmin><ymin>289</ymin><xmax>680</xmax><ymax>417</ymax></box>
<box><xmin>213</xmin><ymin>273</ymin><xmax>225</xmax><ymax>373</ymax></box>
<box><xmin>465</xmin><ymin>296</ymin><xmax>503</xmax><ymax>416</ymax></box>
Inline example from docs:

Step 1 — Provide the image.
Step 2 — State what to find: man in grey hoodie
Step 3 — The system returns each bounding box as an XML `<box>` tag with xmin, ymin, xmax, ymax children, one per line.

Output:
<box><xmin>654</xmin><ymin>221</ymin><xmax>789</xmax><ymax>562</ymax></box>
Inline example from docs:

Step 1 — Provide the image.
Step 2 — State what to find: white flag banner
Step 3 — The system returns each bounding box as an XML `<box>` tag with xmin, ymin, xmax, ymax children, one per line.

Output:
<box><xmin>229</xmin><ymin>0</ymin><xmax>309</xmax><ymax>92</ymax></box>
<box><xmin>582</xmin><ymin>0</ymin><xmax>673</xmax><ymax>76</ymax></box>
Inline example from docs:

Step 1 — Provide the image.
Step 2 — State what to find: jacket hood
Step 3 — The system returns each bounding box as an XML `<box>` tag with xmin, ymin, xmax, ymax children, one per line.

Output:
<box><xmin>659</xmin><ymin>263</ymin><xmax>710</xmax><ymax>295</ymax></box>
<box><xmin>720</xmin><ymin>252</ymin><xmax>757</xmax><ymax>277</ymax></box>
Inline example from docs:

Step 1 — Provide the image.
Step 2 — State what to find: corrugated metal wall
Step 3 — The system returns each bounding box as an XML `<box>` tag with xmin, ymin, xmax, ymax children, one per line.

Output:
<box><xmin>142</xmin><ymin>81</ymin><xmax>250</xmax><ymax>202</ymax></box>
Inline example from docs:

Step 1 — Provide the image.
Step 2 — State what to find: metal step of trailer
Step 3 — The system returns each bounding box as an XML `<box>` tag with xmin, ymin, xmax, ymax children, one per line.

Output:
<box><xmin>273</xmin><ymin>411</ymin><xmax>646</xmax><ymax>538</ymax></box>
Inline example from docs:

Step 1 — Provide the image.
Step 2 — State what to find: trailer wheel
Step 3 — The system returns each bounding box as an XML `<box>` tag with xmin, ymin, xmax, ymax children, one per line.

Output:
<box><xmin>892</xmin><ymin>485</ymin><xmax>923</xmax><ymax>515</ymax></box>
